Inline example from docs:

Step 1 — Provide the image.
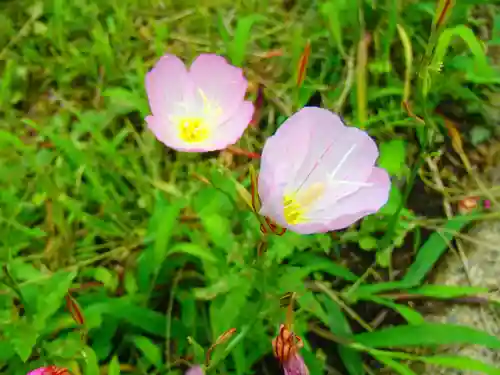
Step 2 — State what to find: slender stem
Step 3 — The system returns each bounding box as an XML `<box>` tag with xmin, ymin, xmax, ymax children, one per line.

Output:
<box><xmin>315</xmin><ymin>281</ymin><xmax>373</xmax><ymax>332</ymax></box>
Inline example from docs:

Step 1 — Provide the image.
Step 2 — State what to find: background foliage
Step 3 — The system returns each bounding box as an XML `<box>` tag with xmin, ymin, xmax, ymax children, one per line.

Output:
<box><xmin>1</xmin><ymin>0</ymin><xmax>499</xmax><ymax>374</ymax></box>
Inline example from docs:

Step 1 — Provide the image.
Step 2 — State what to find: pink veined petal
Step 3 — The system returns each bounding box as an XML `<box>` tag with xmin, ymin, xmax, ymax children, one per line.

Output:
<box><xmin>287</xmin><ymin>108</ymin><xmax>379</xmax><ymax>203</ymax></box>
<box><xmin>208</xmin><ymin>100</ymin><xmax>254</xmax><ymax>150</ymax></box>
<box><xmin>189</xmin><ymin>54</ymin><xmax>248</xmax><ymax>124</ymax></box>
<box><xmin>258</xmin><ymin>109</ymin><xmax>313</xmax><ymax>204</ymax></box>
<box><xmin>283</xmin><ymin>354</ymin><xmax>310</xmax><ymax>375</ymax></box>
<box><xmin>145</xmin><ymin>54</ymin><xmax>189</xmax><ymax>118</ymax></box>
<box><xmin>307</xmin><ymin>167</ymin><xmax>391</xmax><ymax>232</ymax></box>
<box><xmin>185</xmin><ymin>365</ymin><xmax>204</xmax><ymax>375</ymax></box>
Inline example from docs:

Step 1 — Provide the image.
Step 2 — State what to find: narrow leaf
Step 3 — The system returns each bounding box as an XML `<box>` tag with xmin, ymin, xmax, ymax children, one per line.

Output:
<box><xmin>108</xmin><ymin>356</ymin><xmax>121</xmax><ymax>375</ymax></box>
<box><xmin>319</xmin><ymin>295</ymin><xmax>364</xmax><ymax>375</ymax></box>
<box><xmin>373</xmin><ymin>354</ymin><xmax>418</xmax><ymax>375</ymax></box>
<box><xmin>82</xmin><ymin>346</ymin><xmax>100</xmax><ymax>375</ymax></box>
<box><xmin>229</xmin><ymin>15</ymin><xmax>261</xmax><ymax>67</ymax></box>
<box><xmin>403</xmin><ymin>214</ymin><xmax>474</xmax><ymax>285</ymax></box>
<box><xmin>131</xmin><ymin>335</ymin><xmax>163</xmax><ymax>368</ymax></box>
<box><xmin>169</xmin><ymin>243</ymin><xmax>218</xmax><ymax>263</ymax></box>
<box><xmin>354</xmin><ymin>323</ymin><xmax>500</xmax><ymax>349</ymax></box>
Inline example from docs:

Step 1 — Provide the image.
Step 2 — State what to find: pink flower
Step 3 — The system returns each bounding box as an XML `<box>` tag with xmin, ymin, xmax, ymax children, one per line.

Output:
<box><xmin>283</xmin><ymin>354</ymin><xmax>309</xmax><ymax>375</ymax></box>
<box><xmin>145</xmin><ymin>53</ymin><xmax>254</xmax><ymax>152</ymax></box>
<box><xmin>272</xmin><ymin>324</ymin><xmax>309</xmax><ymax>375</ymax></box>
<box><xmin>27</xmin><ymin>367</ymin><xmax>68</xmax><ymax>375</ymax></box>
<box><xmin>258</xmin><ymin>107</ymin><xmax>390</xmax><ymax>234</ymax></box>
<box><xmin>185</xmin><ymin>365</ymin><xmax>203</xmax><ymax>375</ymax></box>
<box><xmin>27</xmin><ymin>370</ymin><xmax>47</xmax><ymax>375</ymax></box>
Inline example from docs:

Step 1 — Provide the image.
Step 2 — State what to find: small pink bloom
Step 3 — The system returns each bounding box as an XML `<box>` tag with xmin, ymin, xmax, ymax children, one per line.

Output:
<box><xmin>27</xmin><ymin>367</ymin><xmax>68</xmax><ymax>375</ymax></box>
<box><xmin>27</xmin><ymin>369</ymin><xmax>47</xmax><ymax>375</ymax></box>
<box><xmin>258</xmin><ymin>107</ymin><xmax>390</xmax><ymax>234</ymax></box>
<box><xmin>145</xmin><ymin>53</ymin><xmax>254</xmax><ymax>152</ymax></box>
<box><xmin>185</xmin><ymin>365</ymin><xmax>203</xmax><ymax>375</ymax></box>
<box><xmin>283</xmin><ymin>354</ymin><xmax>309</xmax><ymax>375</ymax></box>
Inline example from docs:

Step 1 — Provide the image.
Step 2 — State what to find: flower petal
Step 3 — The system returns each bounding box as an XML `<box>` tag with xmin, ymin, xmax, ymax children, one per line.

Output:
<box><xmin>146</xmin><ymin>115</ymin><xmax>181</xmax><ymax>149</ymax></box>
<box><xmin>307</xmin><ymin>167</ymin><xmax>391</xmax><ymax>231</ymax></box>
<box><xmin>189</xmin><ymin>54</ymin><xmax>248</xmax><ymax>123</ymax></box>
<box><xmin>286</xmin><ymin>108</ymin><xmax>378</xmax><ymax>202</ymax></box>
<box><xmin>208</xmin><ymin>101</ymin><xmax>254</xmax><ymax>149</ymax></box>
<box><xmin>283</xmin><ymin>354</ymin><xmax>310</xmax><ymax>375</ymax></box>
<box><xmin>185</xmin><ymin>365</ymin><xmax>204</xmax><ymax>375</ymax></box>
<box><xmin>258</xmin><ymin>109</ymin><xmax>313</xmax><ymax>204</ymax></box>
<box><xmin>145</xmin><ymin>54</ymin><xmax>189</xmax><ymax>118</ymax></box>
<box><xmin>27</xmin><ymin>369</ymin><xmax>47</xmax><ymax>375</ymax></box>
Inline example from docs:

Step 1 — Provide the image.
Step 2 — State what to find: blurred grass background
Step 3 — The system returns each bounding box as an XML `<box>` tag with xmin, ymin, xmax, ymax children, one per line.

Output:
<box><xmin>1</xmin><ymin>0</ymin><xmax>500</xmax><ymax>374</ymax></box>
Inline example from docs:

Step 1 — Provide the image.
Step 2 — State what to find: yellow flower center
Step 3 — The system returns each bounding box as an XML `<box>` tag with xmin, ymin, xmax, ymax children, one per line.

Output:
<box><xmin>283</xmin><ymin>183</ymin><xmax>325</xmax><ymax>225</ymax></box>
<box><xmin>283</xmin><ymin>195</ymin><xmax>304</xmax><ymax>225</ymax></box>
<box><xmin>178</xmin><ymin>117</ymin><xmax>209</xmax><ymax>143</ymax></box>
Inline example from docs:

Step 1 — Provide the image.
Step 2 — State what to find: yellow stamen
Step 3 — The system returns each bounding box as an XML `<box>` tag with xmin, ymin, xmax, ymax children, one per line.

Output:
<box><xmin>178</xmin><ymin>117</ymin><xmax>209</xmax><ymax>143</ymax></box>
<box><xmin>283</xmin><ymin>183</ymin><xmax>325</xmax><ymax>225</ymax></box>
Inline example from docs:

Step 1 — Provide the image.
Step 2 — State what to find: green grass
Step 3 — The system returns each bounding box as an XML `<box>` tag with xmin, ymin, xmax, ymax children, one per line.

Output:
<box><xmin>1</xmin><ymin>0</ymin><xmax>500</xmax><ymax>374</ymax></box>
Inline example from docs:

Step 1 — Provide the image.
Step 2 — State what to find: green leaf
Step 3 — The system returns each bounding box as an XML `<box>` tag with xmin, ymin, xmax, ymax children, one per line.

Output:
<box><xmin>345</xmin><ymin>281</ymin><xmax>414</xmax><ymax>302</ymax></box>
<box><xmin>199</xmin><ymin>213</ymin><xmax>235</xmax><ymax>250</ymax></box>
<box><xmin>108</xmin><ymin>356</ymin><xmax>121</xmax><ymax>375</ymax></box>
<box><xmin>103</xmin><ymin>87</ymin><xmax>148</xmax><ymax>116</ymax></box>
<box><xmin>169</xmin><ymin>243</ymin><xmax>218</xmax><ymax>263</ymax></box>
<box><xmin>0</xmin><ymin>340</ymin><xmax>15</xmax><ymax>361</ymax></box>
<box><xmin>138</xmin><ymin>194</ymin><xmax>184</xmax><ymax>291</ymax></box>
<box><xmin>379</xmin><ymin>186</ymin><xmax>403</xmax><ymax>216</ymax></box>
<box><xmin>319</xmin><ymin>295</ymin><xmax>364</xmax><ymax>375</ymax></box>
<box><xmin>130</xmin><ymin>335</ymin><xmax>163</xmax><ymax>369</ymax></box>
<box><xmin>421</xmin><ymin>355</ymin><xmax>500</xmax><ymax>374</ymax></box>
<box><xmin>193</xmin><ymin>186</ymin><xmax>233</xmax><ymax>216</ymax></box>
<box><xmin>298</xmin><ymin>292</ymin><xmax>329</xmax><ymax>326</ymax></box>
<box><xmin>354</xmin><ymin>323</ymin><xmax>500</xmax><ymax>349</ymax></box>
<box><xmin>365</xmin><ymin>348</ymin><xmax>500</xmax><ymax>375</ymax></box>
<box><xmin>4</xmin><ymin>318</ymin><xmax>39</xmax><ymax>362</ymax></box>
<box><xmin>82</xmin><ymin>346</ymin><xmax>100</xmax><ymax>375</ymax></box>
<box><xmin>404</xmin><ymin>285</ymin><xmax>488</xmax><ymax>299</ymax></box>
<box><xmin>35</xmin><ymin>269</ymin><xmax>78</xmax><ymax>327</ymax></box>
<box><xmin>431</xmin><ymin>25</ymin><xmax>497</xmax><ymax>82</ymax></box>
<box><xmin>85</xmin><ymin>298</ymin><xmax>166</xmax><ymax>337</ymax></box>
<box><xmin>378</xmin><ymin>140</ymin><xmax>407</xmax><ymax>177</ymax></box>
<box><xmin>212</xmin><ymin>272</ymin><xmax>254</xmax><ymax>334</ymax></box>
<box><xmin>43</xmin><ymin>333</ymin><xmax>85</xmax><ymax>360</ymax></box>
<box><xmin>359</xmin><ymin>236</ymin><xmax>378</xmax><ymax>251</ymax></box>
<box><xmin>208</xmin><ymin>324</ymin><xmax>250</xmax><ymax>370</ymax></box>
<box><xmin>92</xmin><ymin>267</ymin><xmax>118</xmax><ymax>292</ymax></box>
<box><xmin>320</xmin><ymin>0</ymin><xmax>347</xmax><ymax>57</ymax></box>
<box><xmin>150</xmin><ymin>194</ymin><xmax>184</xmax><ymax>267</ymax></box>
<box><xmin>402</xmin><ymin>214</ymin><xmax>475</xmax><ymax>286</ymax></box>
<box><xmin>396</xmin><ymin>24</ymin><xmax>413</xmax><ymax>102</ymax></box>
<box><xmin>372</xmin><ymin>354</ymin><xmax>418</xmax><ymax>375</ymax></box>
<box><xmin>216</xmin><ymin>10</ymin><xmax>231</xmax><ymax>47</ymax></box>
<box><xmin>367</xmin><ymin>297</ymin><xmax>425</xmax><ymax>325</ymax></box>
<box><xmin>229</xmin><ymin>15</ymin><xmax>261</xmax><ymax>66</ymax></box>
<box><xmin>187</xmin><ymin>336</ymin><xmax>205</xmax><ymax>365</ymax></box>
<box><xmin>291</xmin><ymin>253</ymin><xmax>358</xmax><ymax>282</ymax></box>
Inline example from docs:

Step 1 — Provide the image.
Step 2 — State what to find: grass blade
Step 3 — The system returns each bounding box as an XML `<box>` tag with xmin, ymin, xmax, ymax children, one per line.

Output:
<box><xmin>229</xmin><ymin>15</ymin><xmax>261</xmax><ymax>67</ymax></box>
<box><xmin>354</xmin><ymin>323</ymin><xmax>500</xmax><ymax>349</ymax></box>
<box><xmin>402</xmin><ymin>214</ymin><xmax>474</xmax><ymax>285</ymax></box>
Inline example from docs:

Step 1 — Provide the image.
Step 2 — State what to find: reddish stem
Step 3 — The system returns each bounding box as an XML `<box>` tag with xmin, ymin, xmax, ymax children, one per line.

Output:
<box><xmin>226</xmin><ymin>145</ymin><xmax>261</xmax><ymax>159</ymax></box>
